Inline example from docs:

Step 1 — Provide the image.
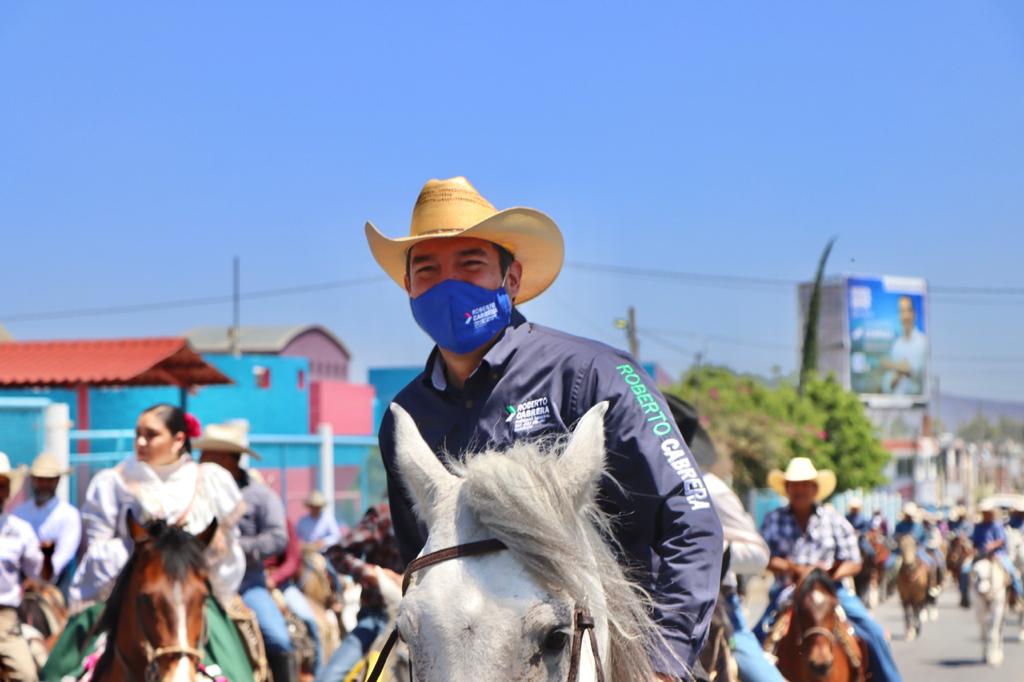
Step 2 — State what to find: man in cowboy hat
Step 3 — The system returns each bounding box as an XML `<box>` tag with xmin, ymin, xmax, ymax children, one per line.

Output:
<box><xmin>845</xmin><ymin>496</ymin><xmax>868</xmax><ymax>533</ymax></box>
<box><xmin>758</xmin><ymin>457</ymin><xmax>901</xmax><ymax>682</ymax></box>
<box><xmin>13</xmin><ymin>452</ymin><xmax>81</xmax><ymax>587</ymax></box>
<box><xmin>367</xmin><ymin>177</ymin><xmax>723</xmax><ymax>680</ymax></box>
<box><xmin>0</xmin><ymin>451</ymin><xmax>52</xmax><ymax>680</ymax></box>
<box><xmin>296</xmin><ymin>490</ymin><xmax>344</xmax><ymax>551</ymax></box>
<box><xmin>893</xmin><ymin>501</ymin><xmax>942</xmax><ymax>594</ymax></box>
<box><xmin>964</xmin><ymin>499</ymin><xmax>1023</xmax><ymax>605</ymax></box>
<box><xmin>197</xmin><ymin>422</ymin><xmax>295</xmax><ymax>682</ymax></box>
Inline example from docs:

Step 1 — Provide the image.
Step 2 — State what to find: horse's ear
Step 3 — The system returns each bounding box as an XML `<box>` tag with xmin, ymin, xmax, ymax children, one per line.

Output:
<box><xmin>560</xmin><ymin>401</ymin><xmax>609</xmax><ymax>509</ymax></box>
<box><xmin>126</xmin><ymin>509</ymin><xmax>149</xmax><ymax>543</ymax></box>
<box><xmin>196</xmin><ymin>517</ymin><xmax>219</xmax><ymax>549</ymax></box>
<box><xmin>390</xmin><ymin>402</ymin><xmax>456</xmax><ymax>526</ymax></box>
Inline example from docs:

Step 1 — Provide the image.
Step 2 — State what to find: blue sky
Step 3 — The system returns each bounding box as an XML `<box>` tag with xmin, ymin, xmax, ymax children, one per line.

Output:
<box><xmin>1</xmin><ymin>2</ymin><xmax>1022</xmax><ymax>400</ymax></box>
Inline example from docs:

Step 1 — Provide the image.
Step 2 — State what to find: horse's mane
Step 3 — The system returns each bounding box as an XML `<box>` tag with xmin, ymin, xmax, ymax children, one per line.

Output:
<box><xmin>796</xmin><ymin>568</ymin><xmax>836</xmax><ymax>604</ymax></box>
<box><xmin>452</xmin><ymin>437</ymin><xmax>669</xmax><ymax>681</ymax></box>
<box><xmin>90</xmin><ymin>519</ymin><xmax>209</xmax><ymax>676</ymax></box>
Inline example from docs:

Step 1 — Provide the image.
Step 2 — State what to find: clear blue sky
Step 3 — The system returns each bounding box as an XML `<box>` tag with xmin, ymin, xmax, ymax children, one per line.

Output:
<box><xmin>2</xmin><ymin>2</ymin><xmax>1022</xmax><ymax>400</ymax></box>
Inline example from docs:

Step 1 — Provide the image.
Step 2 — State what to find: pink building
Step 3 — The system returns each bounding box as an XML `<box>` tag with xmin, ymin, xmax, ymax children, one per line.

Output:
<box><xmin>186</xmin><ymin>324</ymin><xmax>376</xmax><ymax>436</ymax></box>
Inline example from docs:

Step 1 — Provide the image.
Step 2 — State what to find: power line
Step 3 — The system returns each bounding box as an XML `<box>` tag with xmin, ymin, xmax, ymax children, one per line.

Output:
<box><xmin>565</xmin><ymin>261</ymin><xmax>1024</xmax><ymax>301</ymax></box>
<box><xmin>0</xmin><ymin>275</ymin><xmax>387</xmax><ymax>323</ymax></box>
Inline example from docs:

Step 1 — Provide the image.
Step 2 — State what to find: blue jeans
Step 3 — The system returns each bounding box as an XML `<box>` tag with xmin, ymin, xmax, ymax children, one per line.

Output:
<box><xmin>756</xmin><ymin>583</ymin><xmax>902</xmax><ymax>682</ymax></box>
<box><xmin>283</xmin><ymin>583</ymin><xmax>322</xmax><ymax>672</ymax></box>
<box><xmin>242</xmin><ymin>584</ymin><xmax>294</xmax><ymax>655</ymax></box>
<box><xmin>315</xmin><ymin>608</ymin><xmax>389</xmax><ymax>682</ymax></box>
<box><xmin>961</xmin><ymin>555</ymin><xmax>1024</xmax><ymax>598</ymax></box>
<box><xmin>723</xmin><ymin>591</ymin><xmax>784</xmax><ymax>682</ymax></box>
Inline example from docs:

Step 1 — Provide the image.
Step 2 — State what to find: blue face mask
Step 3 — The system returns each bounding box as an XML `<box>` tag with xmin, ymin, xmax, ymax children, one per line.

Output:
<box><xmin>410</xmin><ymin>279</ymin><xmax>513</xmax><ymax>354</ymax></box>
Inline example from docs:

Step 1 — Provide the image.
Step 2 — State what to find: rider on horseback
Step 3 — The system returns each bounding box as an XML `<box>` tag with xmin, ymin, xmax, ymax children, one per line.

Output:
<box><xmin>12</xmin><ymin>453</ymin><xmax>81</xmax><ymax>594</ymax></box>
<box><xmin>366</xmin><ymin>176</ymin><xmax>723</xmax><ymax>681</ymax></box>
<box><xmin>894</xmin><ymin>502</ymin><xmax>941</xmax><ymax>596</ymax></box>
<box><xmin>962</xmin><ymin>501</ymin><xmax>1023</xmax><ymax>607</ymax></box>
<box><xmin>44</xmin><ymin>405</ymin><xmax>253</xmax><ymax>682</ymax></box>
<box><xmin>756</xmin><ymin>458</ymin><xmax>902</xmax><ymax>682</ymax></box>
<box><xmin>197</xmin><ymin>421</ymin><xmax>298</xmax><ymax>682</ymax></box>
<box><xmin>0</xmin><ymin>452</ymin><xmax>54</xmax><ymax>682</ymax></box>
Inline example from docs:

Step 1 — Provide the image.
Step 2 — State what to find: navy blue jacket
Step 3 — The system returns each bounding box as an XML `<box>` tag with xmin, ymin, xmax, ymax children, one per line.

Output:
<box><xmin>379</xmin><ymin>311</ymin><xmax>723</xmax><ymax>670</ymax></box>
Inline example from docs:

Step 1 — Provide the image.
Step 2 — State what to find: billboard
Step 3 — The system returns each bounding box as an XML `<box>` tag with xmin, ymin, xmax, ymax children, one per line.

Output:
<box><xmin>847</xmin><ymin>275</ymin><xmax>928</xmax><ymax>400</ymax></box>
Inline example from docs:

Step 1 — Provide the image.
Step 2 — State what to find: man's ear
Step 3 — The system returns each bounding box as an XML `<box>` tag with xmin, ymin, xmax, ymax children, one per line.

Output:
<box><xmin>505</xmin><ymin>260</ymin><xmax>523</xmax><ymax>301</ymax></box>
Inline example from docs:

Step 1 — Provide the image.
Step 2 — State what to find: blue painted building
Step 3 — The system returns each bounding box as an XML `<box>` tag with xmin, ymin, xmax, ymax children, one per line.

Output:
<box><xmin>1</xmin><ymin>354</ymin><xmax>310</xmax><ymax>436</ymax></box>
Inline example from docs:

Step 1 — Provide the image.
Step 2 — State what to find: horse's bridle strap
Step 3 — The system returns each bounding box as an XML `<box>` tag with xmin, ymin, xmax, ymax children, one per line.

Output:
<box><xmin>400</xmin><ymin>539</ymin><xmax>508</xmax><ymax>594</ymax></box>
<box><xmin>365</xmin><ymin>539</ymin><xmax>508</xmax><ymax>682</ymax></box>
<box><xmin>567</xmin><ymin>608</ymin><xmax>605</xmax><ymax>682</ymax></box>
<box><xmin>364</xmin><ymin>538</ymin><xmax>605</xmax><ymax>682</ymax></box>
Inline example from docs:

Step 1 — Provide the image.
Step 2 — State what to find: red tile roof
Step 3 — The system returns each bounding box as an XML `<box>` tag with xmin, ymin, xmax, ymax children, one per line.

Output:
<box><xmin>0</xmin><ymin>337</ymin><xmax>232</xmax><ymax>387</ymax></box>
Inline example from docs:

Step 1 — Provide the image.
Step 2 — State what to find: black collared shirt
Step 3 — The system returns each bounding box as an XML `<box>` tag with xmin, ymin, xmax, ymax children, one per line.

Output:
<box><xmin>379</xmin><ymin>311</ymin><xmax>723</xmax><ymax>669</ymax></box>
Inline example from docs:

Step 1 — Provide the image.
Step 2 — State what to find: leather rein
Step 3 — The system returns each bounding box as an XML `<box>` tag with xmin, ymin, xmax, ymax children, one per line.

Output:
<box><xmin>364</xmin><ymin>538</ymin><xmax>606</xmax><ymax>682</ymax></box>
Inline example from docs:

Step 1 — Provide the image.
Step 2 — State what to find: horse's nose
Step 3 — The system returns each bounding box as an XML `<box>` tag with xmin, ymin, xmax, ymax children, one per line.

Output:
<box><xmin>809</xmin><ymin>659</ymin><xmax>833</xmax><ymax>678</ymax></box>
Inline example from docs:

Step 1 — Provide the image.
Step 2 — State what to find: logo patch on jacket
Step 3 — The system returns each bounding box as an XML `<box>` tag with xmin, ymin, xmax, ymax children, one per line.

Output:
<box><xmin>506</xmin><ymin>396</ymin><xmax>552</xmax><ymax>434</ymax></box>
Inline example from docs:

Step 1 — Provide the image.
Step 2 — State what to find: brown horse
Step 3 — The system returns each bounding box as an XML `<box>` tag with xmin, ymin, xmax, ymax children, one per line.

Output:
<box><xmin>854</xmin><ymin>530</ymin><xmax>891</xmax><ymax>609</ymax></box>
<box><xmin>773</xmin><ymin>570</ymin><xmax>867</xmax><ymax>682</ymax></box>
<box><xmin>896</xmin><ymin>535</ymin><xmax>930</xmax><ymax>640</ymax></box>
<box><xmin>17</xmin><ymin>578</ymin><xmax>69</xmax><ymax>669</ymax></box>
<box><xmin>89</xmin><ymin>512</ymin><xmax>217</xmax><ymax>681</ymax></box>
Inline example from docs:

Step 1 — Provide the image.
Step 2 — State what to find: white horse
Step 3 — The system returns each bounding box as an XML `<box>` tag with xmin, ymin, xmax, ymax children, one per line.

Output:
<box><xmin>1005</xmin><ymin>527</ymin><xmax>1024</xmax><ymax>638</ymax></box>
<box><xmin>971</xmin><ymin>557</ymin><xmax>1009</xmax><ymax>666</ymax></box>
<box><xmin>388</xmin><ymin>401</ymin><xmax>673</xmax><ymax>680</ymax></box>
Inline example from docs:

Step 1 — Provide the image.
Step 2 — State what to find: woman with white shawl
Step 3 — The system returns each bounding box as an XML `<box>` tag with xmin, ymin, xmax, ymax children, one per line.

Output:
<box><xmin>43</xmin><ymin>404</ymin><xmax>253</xmax><ymax>681</ymax></box>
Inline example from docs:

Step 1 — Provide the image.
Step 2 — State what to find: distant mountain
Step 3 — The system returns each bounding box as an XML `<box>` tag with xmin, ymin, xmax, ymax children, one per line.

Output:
<box><xmin>936</xmin><ymin>393</ymin><xmax>1024</xmax><ymax>433</ymax></box>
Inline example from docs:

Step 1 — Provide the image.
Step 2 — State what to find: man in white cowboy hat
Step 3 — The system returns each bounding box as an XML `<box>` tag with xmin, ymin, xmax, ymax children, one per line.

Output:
<box><xmin>0</xmin><ymin>451</ymin><xmax>52</xmax><ymax>680</ymax></box>
<box><xmin>964</xmin><ymin>499</ymin><xmax>1023</xmax><ymax>605</ymax></box>
<box><xmin>367</xmin><ymin>177</ymin><xmax>723</xmax><ymax>680</ymax></box>
<box><xmin>197</xmin><ymin>422</ymin><xmax>296</xmax><ymax>682</ymax></box>
<box><xmin>845</xmin><ymin>496</ymin><xmax>868</xmax><ymax>533</ymax></box>
<box><xmin>13</xmin><ymin>452</ymin><xmax>82</xmax><ymax>586</ymax></box>
<box><xmin>758</xmin><ymin>457</ymin><xmax>902</xmax><ymax>682</ymax></box>
<box><xmin>296</xmin><ymin>490</ymin><xmax>344</xmax><ymax>551</ymax></box>
<box><xmin>893</xmin><ymin>500</ymin><xmax>942</xmax><ymax>593</ymax></box>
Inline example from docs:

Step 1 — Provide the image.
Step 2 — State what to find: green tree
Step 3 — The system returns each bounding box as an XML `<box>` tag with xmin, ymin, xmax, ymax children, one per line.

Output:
<box><xmin>669</xmin><ymin>365</ymin><xmax>889</xmax><ymax>497</ymax></box>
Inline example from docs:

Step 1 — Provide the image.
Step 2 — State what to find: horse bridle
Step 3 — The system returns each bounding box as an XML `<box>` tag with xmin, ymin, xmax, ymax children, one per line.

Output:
<box><xmin>113</xmin><ymin>611</ymin><xmax>209</xmax><ymax>682</ymax></box>
<box><xmin>365</xmin><ymin>538</ymin><xmax>607</xmax><ymax>682</ymax></box>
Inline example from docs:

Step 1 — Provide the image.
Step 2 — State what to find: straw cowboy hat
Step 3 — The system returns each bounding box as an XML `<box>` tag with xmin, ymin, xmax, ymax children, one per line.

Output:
<box><xmin>767</xmin><ymin>457</ymin><xmax>837</xmax><ymax>502</ymax></box>
<box><xmin>901</xmin><ymin>501</ymin><xmax>919</xmax><ymax>518</ymax></box>
<box><xmin>979</xmin><ymin>499</ymin><xmax>998</xmax><ymax>513</ymax></box>
<box><xmin>365</xmin><ymin>176</ymin><xmax>565</xmax><ymax>304</ymax></box>
<box><xmin>847</xmin><ymin>496</ymin><xmax>863</xmax><ymax>509</ymax></box>
<box><xmin>0</xmin><ymin>452</ymin><xmax>27</xmax><ymax>499</ymax></box>
<box><xmin>305</xmin><ymin>490</ymin><xmax>327</xmax><ymax>508</ymax></box>
<box><xmin>29</xmin><ymin>452</ymin><xmax>70</xmax><ymax>478</ymax></box>
<box><xmin>192</xmin><ymin>422</ymin><xmax>262</xmax><ymax>460</ymax></box>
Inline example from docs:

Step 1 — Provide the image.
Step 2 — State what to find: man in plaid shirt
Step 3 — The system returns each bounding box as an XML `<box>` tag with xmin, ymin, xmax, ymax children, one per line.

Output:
<box><xmin>756</xmin><ymin>458</ymin><xmax>902</xmax><ymax>682</ymax></box>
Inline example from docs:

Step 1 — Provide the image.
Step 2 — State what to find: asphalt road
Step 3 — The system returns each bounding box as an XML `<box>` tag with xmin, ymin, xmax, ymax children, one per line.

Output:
<box><xmin>744</xmin><ymin>579</ymin><xmax>1024</xmax><ymax>681</ymax></box>
<box><xmin>873</xmin><ymin>586</ymin><xmax>1024</xmax><ymax>681</ymax></box>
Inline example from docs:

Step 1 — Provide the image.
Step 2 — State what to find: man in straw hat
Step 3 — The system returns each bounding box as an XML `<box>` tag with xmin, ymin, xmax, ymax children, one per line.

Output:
<box><xmin>0</xmin><ymin>451</ymin><xmax>53</xmax><ymax>680</ymax></box>
<box><xmin>963</xmin><ymin>499</ymin><xmax>1023</xmax><ymax>606</ymax></box>
<box><xmin>13</xmin><ymin>452</ymin><xmax>81</xmax><ymax>587</ymax></box>
<box><xmin>757</xmin><ymin>457</ymin><xmax>902</xmax><ymax>682</ymax></box>
<box><xmin>367</xmin><ymin>177</ymin><xmax>723</xmax><ymax>679</ymax></box>
<box><xmin>296</xmin><ymin>490</ymin><xmax>344</xmax><ymax>551</ymax></box>
<box><xmin>197</xmin><ymin>422</ymin><xmax>296</xmax><ymax>682</ymax></box>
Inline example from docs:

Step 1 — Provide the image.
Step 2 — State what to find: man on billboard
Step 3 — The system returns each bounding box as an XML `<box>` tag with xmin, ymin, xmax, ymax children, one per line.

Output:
<box><xmin>880</xmin><ymin>295</ymin><xmax>926</xmax><ymax>395</ymax></box>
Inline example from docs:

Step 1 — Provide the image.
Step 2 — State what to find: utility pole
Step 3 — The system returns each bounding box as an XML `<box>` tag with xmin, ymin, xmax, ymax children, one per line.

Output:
<box><xmin>229</xmin><ymin>256</ymin><xmax>241</xmax><ymax>357</ymax></box>
<box><xmin>614</xmin><ymin>307</ymin><xmax>640</xmax><ymax>361</ymax></box>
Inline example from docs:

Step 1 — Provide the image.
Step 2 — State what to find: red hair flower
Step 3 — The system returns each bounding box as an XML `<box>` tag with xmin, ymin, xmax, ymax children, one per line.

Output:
<box><xmin>184</xmin><ymin>413</ymin><xmax>202</xmax><ymax>439</ymax></box>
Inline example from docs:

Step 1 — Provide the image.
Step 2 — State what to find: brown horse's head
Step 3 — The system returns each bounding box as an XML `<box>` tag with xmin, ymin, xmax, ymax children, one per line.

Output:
<box><xmin>792</xmin><ymin>570</ymin><xmax>843</xmax><ymax>679</ymax></box>
<box><xmin>92</xmin><ymin>511</ymin><xmax>217</xmax><ymax>682</ymax></box>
